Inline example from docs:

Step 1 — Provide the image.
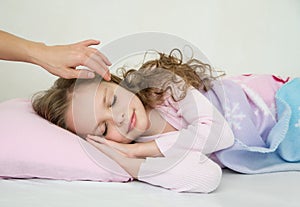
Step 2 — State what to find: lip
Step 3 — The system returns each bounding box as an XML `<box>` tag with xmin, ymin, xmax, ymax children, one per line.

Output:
<box><xmin>127</xmin><ymin>110</ymin><xmax>136</xmax><ymax>133</ymax></box>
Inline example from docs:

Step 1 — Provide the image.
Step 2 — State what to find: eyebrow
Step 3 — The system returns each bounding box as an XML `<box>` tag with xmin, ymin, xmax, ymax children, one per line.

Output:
<box><xmin>91</xmin><ymin>87</ymin><xmax>107</xmax><ymax>135</ymax></box>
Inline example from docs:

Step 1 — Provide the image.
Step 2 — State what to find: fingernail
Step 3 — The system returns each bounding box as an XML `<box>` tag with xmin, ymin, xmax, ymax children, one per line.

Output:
<box><xmin>88</xmin><ymin>72</ymin><xmax>95</xmax><ymax>78</ymax></box>
<box><xmin>107</xmin><ymin>75</ymin><xmax>111</xmax><ymax>81</ymax></box>
<box><xmin>105</xmin><ymin>73</ymin><xmax>111</xmax><ymax>81</ymax></box>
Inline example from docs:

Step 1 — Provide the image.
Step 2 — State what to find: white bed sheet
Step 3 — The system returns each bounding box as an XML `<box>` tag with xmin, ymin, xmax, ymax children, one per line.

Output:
<box><xmin>1</xmin><ymin>169</ymin><xmax>299</xmax><ymax>207</ymax></box>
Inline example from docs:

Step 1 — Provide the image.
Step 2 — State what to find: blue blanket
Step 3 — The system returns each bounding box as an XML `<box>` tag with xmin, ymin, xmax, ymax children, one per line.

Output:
<box><xmin>205</xmin><ymin>78</ymin><xmax>300</xmax><ymax>173</ymax></box>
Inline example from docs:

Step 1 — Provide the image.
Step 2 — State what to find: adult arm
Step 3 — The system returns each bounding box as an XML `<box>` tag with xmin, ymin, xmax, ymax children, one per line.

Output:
<box><xmin>0</xmin><ymin>30</ymin><xmax>111</xmax><ymax>80</ymax></box>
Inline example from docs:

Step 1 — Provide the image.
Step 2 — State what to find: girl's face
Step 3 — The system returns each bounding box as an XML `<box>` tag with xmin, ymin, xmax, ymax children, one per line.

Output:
<box><xmin>65</xmin><ymin>81</ymin><xmax>149</xmax><ymax>143</ymax></box>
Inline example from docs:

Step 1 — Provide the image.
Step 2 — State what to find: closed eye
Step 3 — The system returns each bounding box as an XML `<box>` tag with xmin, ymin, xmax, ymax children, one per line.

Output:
<box><xmin>110</xmin><ymin>95</ymin><xmax>117</xmax><ymax>107</ymax></box>
<box><xmin>102</xmin><ymin>122</ymin><xmax>108</xmax><ymax>136</ymax></box>
<box><xmin>102</xmin><ymin>95</ymin><xmax>116</xmax><ymax>137</ymax></box>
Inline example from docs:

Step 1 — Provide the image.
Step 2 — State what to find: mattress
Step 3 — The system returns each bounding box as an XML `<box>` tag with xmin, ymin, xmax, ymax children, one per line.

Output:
<box><xmin>1</xmin><ymin>170</ymin><xmax>299</xmax><ymax>207</ymax></box>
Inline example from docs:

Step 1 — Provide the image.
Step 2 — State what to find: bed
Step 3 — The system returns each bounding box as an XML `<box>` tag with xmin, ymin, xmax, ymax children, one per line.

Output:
<box><xmin>1</xmin><ymin>170</ymin><xmax>299</xmax><ymax>207</ymax></box>
<box><xmin>1</xmin><ymin>32</ymin><xmax>299</xmax><ymax>207</ymax></box>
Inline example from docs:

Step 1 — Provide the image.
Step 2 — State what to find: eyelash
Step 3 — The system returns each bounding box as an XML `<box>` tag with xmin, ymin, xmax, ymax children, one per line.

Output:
<box><xmin>102</xmin><ymin>95</ymin><xmax>117</xmax><ymax>137</ymax></box>
<box><xmin>110</xmin><ymin>95</ymin><xmax>117</xmax><ymax>107</ymax></box>
<box><xmin>102</xmin><ymin>122</ymin><xmax>108</xmax><ymax>136</ymax></box>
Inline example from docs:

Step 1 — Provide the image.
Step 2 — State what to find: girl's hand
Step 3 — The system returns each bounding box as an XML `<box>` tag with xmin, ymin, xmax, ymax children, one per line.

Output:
<box><xmin>86</xmin><ymin>135</ymin><xmax>144</xmax><ymax>179</ymax></box>
<box><xmin>86</xmin><ymin>135</ymin><xmax>163</xmax><ymax>158</ymax></box>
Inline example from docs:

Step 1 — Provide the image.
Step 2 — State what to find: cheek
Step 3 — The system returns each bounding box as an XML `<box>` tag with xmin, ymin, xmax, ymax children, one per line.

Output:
<box><xmin>106</xmin><ymin>126</ymin><xmax>129</xmax><ymax>143</ymax></box>
<box><xmin>117</xmin><ymin>89</ymin><xmax>136</xmax><ymax>106</ymax></box>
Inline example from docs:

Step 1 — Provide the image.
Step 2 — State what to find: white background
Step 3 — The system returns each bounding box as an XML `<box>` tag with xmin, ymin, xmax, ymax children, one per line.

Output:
<box><xmin>0</xmin><ymin>0</ymin><xmax>299</xmax><ymax>102</ymax></box>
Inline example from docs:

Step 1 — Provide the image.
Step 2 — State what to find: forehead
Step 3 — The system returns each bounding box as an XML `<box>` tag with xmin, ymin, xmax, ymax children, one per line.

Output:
<box><xmin>66</xmin><ymin>81</ymin><xmax>110</xmax><ymax>136</ymax></box>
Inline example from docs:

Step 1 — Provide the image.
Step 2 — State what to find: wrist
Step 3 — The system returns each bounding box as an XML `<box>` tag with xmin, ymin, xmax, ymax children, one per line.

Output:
<box><xmin>130</xmin><ymin>143</ymin><xmax>142</xmax><ymax>158</ymax></box>
<box><xmin>26</xmin><ymin>41</ymin><xmax>48</xmax><ymax>67</ymax></box>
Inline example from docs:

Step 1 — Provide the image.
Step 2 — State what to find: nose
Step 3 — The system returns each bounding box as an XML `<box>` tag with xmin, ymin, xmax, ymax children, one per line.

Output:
<box><xmin>112</xmin><ymin>112</ymin><xmax>125</xmax><ymax>126</ymax></box>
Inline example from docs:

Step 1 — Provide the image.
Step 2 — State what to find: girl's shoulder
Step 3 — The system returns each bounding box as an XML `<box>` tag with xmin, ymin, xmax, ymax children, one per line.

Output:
<box><xmin>157</xmin><ymin>87</ymin><xmax>202</xmax><ymax>107</ymax></box>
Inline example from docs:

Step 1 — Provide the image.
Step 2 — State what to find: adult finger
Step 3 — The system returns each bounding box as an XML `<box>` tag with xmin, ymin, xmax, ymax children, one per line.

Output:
<box><xmin>93</xmin><ymin>49</ymin><xmax>112</xmax><ymax>66</ymax></box>
<box><xmin>87</xmin><ymin>48</ymin><xmax>112</xmax><ymax>71</ymax></box>
<box><xmin>60</xmin><ymin>68</ymin><xmax>95</xmax><ymax>79</ymax></box>
<box><xmin>83</xmin><ymin>54</ymin><xmax>111</xmax><ymax>80</ymax></box>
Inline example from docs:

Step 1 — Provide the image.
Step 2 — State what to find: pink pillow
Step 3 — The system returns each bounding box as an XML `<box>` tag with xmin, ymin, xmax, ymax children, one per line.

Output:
<box><xmin>0</xmin><ymin>99</ymin><xmax>132</xmax><ymax>182</ymax></box>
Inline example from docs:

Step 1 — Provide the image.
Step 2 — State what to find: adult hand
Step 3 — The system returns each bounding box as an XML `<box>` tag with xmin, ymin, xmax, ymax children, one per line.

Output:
<box><xmin>0</xmin><ymin>30</ymin><xmax>112</xmax><ymax>80</ymax></box>
<box><xmin>40</xmin><ymin>40</ymin><xmax>112</xmax><ymax>80</ymax></box>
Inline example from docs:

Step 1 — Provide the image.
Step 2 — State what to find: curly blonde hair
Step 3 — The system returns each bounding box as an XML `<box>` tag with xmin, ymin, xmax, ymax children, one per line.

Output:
<box><xmin>119</xmin><ymin>49</ymin><xmax>221</xmax><ymax>108</ymax></box>
<box><xmin>32</xmin><ymin>49</ymin><xmax>222</xmax><ymax>131</ymax></box>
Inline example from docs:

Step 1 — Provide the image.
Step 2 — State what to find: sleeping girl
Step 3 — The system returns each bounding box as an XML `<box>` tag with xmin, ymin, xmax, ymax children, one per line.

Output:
<box><xmin>31</xmin><ymin>49</ymin><xmax>300</xmax><ymax>193</ymax></box>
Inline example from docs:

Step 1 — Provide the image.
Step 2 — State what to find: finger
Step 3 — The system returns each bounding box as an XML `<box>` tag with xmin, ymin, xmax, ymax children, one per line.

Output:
<box><xmin>86</xmin><ymin>138</ymin><xmax>105</xmax><ymax>151</ymax></box>
<box><xmin>78</xmin><ymin>42</ymin><xmax>112</xmax><ymax>66</ymax></box>
<box><xmin>50</xmin><ymin>67</ymin><xmax>78</xmax><ymax>79</ymax></box>
<box><xmin>61</xmin><ymin>68</ymin><xmax>95</xmax><ymax>79</ymax></box>
<box><xmin>103</xmin><ymin>141</ymin><xmax>133</xmax><ymax>157</ymax></box>
<box><xmin>86</xmin><ymin>138</ymin><xmax>107</xmax><ymax>149</ymax></box>
<box><xmin>93</xmin><ymin>50</ymin><xmax>112</xmax><ymax>66</ymax></box>
<box><xmin>89</xmin><ymin>137</ymin><xmax>124</xmax><ymax>153</ymax></box>
<box><xmin>88</xmin><ymin>48</ymin><xmax>112</xmax><ymax>66</ymax></box>
<box><xmin>86</xmin><ymin>137</ymin><xmax>97</xmax><ymax>145</ymax></box>
<box><xmin>83</xmin><ymin>55</ymin><xmax>111</xmax><ymax>81</ymax></box>
<box><xmin>86</xmin><ymin>138</ymin><xmax>125</xmax><ymax>159</ymax></box>
<box><xmin>87</xmin><ymin>134</ymin><xmax>106</xmax><ymax>143</ymax></box>
<box><xmin>79</xmin><ymin>39</ymin><xmax>100</xmax><ymax>47</ymax></box>
<box><xmin>88</xmin><ymin>59</ymin><xmax>111</xmax><ymax>81</ymax></box>
<box><xmin>86</xmin><ymin>48</ymin><xmax>110</xmax><ymax>66</ymax></box>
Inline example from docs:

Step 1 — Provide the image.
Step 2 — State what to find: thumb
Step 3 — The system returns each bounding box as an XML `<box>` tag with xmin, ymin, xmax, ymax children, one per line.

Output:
<box><xmin>73</xmin><ymin>69</ymin><xmax>95</xmax><ymax>79</ymax></box>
